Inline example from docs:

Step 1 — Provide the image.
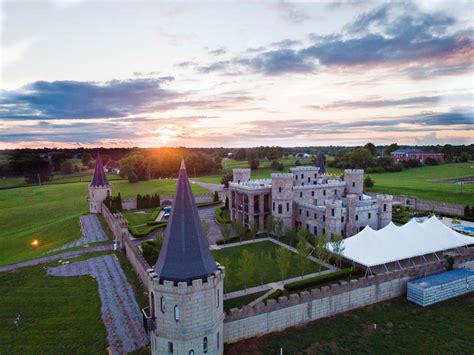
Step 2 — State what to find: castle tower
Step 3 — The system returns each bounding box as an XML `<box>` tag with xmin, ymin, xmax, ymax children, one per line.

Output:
<box><xmin>149</xmin><ymin>161</ymin><xmax>224</xmax><ymax>355</ymax></box>
<box><xmin>377</xmin><ymin>194</ymin><xmax>393</xmax><ymax>229</ymax></box>
<box><xmin>345</xmin><ymin>194</ymin><xmax>358</xmax><ymax>237</ymax></box>
<box><xmin>344</xmin><ymin>169</ymin><xmax>364</xmax><ymax>199</ymax></box>
<box><xmin>324</xmin><ymin>199</ymin><xmax>342</xmax><ymax>239</ymax></box>
<box><xmin>271</xmin><ymin>173</ymin><xmax>294</xmax><ymax>230</ymax></box>
<box><xmin>88</xmin><ymin>153</ymin><xmax>111</xmax><ymax>213</ymax></box>
<box><xmin>317</xmin><ymin>153</ymin><xmax>326</xmax><ymax>174</ymax></box>
<box><xmin>232</xmin><ymin>168</ymin><xmax>251</xmax><ymax>183</ymax></box>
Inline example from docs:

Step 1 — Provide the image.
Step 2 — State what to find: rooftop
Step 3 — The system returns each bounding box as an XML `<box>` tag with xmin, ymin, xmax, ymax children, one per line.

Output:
<box><xmin>90</xmin><ymin>153</ymin><xmax>110</xmax><ymax>187</ymax></box>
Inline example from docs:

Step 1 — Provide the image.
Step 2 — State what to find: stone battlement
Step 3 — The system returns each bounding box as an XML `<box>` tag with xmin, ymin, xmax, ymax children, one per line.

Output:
<box><xmin>344</xmin><ymin>169</ymin><xmax>364</xmax><ymax>174</ymax></box>
<box><xmin>376</xmin><ymin>194</ymin><xmax>394</xmax><ymax>201</ymax></box>
<box><xmin>290</xmin><ymin>166</ymin><xmax>319</xmax><ymax>172</ymax></box>
<box><xmin>233</xmin><ymin>168</ymin><xmax>251</xmax><ymax>173</ymax></box>
<box><xmin>293</xmin><ymin>180</ymin><xmax>345</xmax><ymax>190</ymax></box>
<box><xmin>149</xmin><ymin>266</ymin><xmax>225</xmax><ymax>293</ymax></box>
<box><xmin>229</xmin><ymin>179</ymin><xmax>272</xmax><ymax>191</ymax></box>
<box><xmin>271</xmin><ymin>173</ymin><xmax>293</xmax><ymax>179</ymax></box>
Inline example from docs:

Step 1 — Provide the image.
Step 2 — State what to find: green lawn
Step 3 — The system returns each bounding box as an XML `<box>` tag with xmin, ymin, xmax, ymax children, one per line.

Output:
<box><xmin>211</xmin><ymin>241</ymin><xmax>322</xmax><ymax>293</ymax></box>
<box><xmin>226</xmin><ymin>294</ymin><xmax>474</xmax><ymax>354</ymax></box>
<box><xmin>122</xmin><ymin>209</ymin><xmax>156</xmax><ymax>226</ymax></box>
<box><xmin>0</xmin><ymin>259</ymin><xmax>109</xmax><ymax>354</ymax></box>
<box><xmin>368</xmin><ymin>162</ymin><xmax>474</xmax><ymax>205</ymax></box>
<box><xmin>0</xmin><ymin>179</ymin><xmax>208</xmax><ymax>267</ymax></box>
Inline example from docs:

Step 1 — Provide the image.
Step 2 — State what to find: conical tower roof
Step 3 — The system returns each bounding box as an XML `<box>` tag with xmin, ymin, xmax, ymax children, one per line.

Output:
<box><xmin>154</xmin><ymin>160</ymin><xmax>217</xmax><ymax>283</ymax></box>
<box><xmin>317</xmin><ymin>153</ymin><xmax>326</xmax><ymax>174</ymax></box>
<box><xmin>90</xmin><ymin>153</ymin><xmax>110</xmax><ymax>187</ymax></box>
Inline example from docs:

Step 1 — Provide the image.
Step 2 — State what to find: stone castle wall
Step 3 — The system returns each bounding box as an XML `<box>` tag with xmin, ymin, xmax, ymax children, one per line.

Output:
<box><xmin>223</xmin><ymin>259</ymin><xmax>455</xmax><ymax>343</ymax></box>
<box><xmin>121</xmin><ymin>193</ymin><xmax>215</xmax><ymax>211</ymax></box>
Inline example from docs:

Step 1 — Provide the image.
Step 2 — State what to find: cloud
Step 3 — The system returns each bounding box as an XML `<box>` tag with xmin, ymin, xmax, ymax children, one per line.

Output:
<box><xmin>0</xmin><ymin>78</ymin><xmax>181</xmax><ymax>120</ymax></box>
<box><xmin>199</xmin><ymin>3</ymin><xmax>473</xmax><ymax>77</ymax></box>
<box><xmin>208</xmin><ymin>47</ymin><xmax>226</xmax><ymax>56</ymax></box>
<box><xmin>274</xmin><ymin>1</ymin><xmax>311</xmax><ymax>23</ymax></box>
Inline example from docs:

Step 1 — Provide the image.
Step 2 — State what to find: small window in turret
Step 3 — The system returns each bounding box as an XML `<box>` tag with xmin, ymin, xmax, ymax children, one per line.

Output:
<box><xmin>279</xmin><ymin>187</ymin><xmax>282</xmax><ymax>193</ymax></box>
<box><xmin>352</xmin><ymin>182</ymin><xmax>355</xmax><ymax>187</ymax></box>
<box><xmin>160</xmin><ymin>296</ymin><xmax>165</xmax><ymax>313</ymax></box>
<box><xmin>174</xmin><ymin>305</ymin><xmax>179</xmax><ymax>321</ymax></box>
<box><xmin>203</xmin><ymin>337</ymin><xmax>208</xmax><ymax>353</ymax></box>
<box><xmin>384</xmin><ymin>204</ymin><xmax>387</xmax><ymax>212</ymax></box>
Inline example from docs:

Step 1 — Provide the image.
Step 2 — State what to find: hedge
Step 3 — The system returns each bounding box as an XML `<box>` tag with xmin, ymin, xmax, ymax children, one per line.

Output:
<box><xmin>196</xmin><ymin>200</ymin><xmax>222</xmax><ymax>208</ymax></box>
<box><xmin>147</xmin><ymin>207</ymin><xmax>163</xmax><ymax>222</ymax></box>
<box><xmin>215</xmin><ymin>206</ymin><xmax>231</xmax><ymax>224</ymax></box>
<box><xmin>284</xmin><ymin>268</ymin><xmax>357</xmax><ymax>292</ymax></box>
<box><xmin>128</xmin><ymin>222</ymin><xmax>167</xmax><ymax>238</ymax></box>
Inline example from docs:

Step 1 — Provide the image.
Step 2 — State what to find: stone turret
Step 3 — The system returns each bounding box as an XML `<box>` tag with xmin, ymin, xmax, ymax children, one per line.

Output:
<box><xmin>324</xmin><ymin>199</ymin><xmax>342</xmax><ymax>239</ymax></box>
<box><xmin>271</xmin><ymin>173</ymin><xmax>294</xmax><ymax>230</ymax></box>
<box><xmin>344</xmin><ymin>169</ymin><xmax>364</xmax><ymax>198</ymax></box>
<box><xmin>149</xmin><ymin>161</ymin><xmax>224</xmax><ymax>355</ymax></box>
<box><xmin>88</xmin><ymin>153</ymin><xmax>111</xmax><ymax>213</ymax></box>
<box><xmin>377</xmin><ymin>194</ymin><xmax>393</xmax><ymax>229</ymax></box>
<box><xmin>345</xmin><ymin>194</ymin><xmax>358</xmax><ymax>237</ymax></box>
<box><xmin>233</xmin><ymin>168</ymin><xmax>251</xmax><ymax>184</ymax></box>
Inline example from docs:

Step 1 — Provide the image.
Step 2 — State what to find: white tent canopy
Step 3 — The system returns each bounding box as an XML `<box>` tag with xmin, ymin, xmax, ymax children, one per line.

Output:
<box><xmin>327</xmin><ymin>216</ymin><xmax>474</xmax><ymax>268</ymax></box>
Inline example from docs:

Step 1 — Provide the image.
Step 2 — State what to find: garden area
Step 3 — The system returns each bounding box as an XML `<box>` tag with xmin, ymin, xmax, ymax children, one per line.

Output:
<box><xmin>225</xmin><ymin>294</ymin><xmax>474</xmax><ymax>354</ymax></box>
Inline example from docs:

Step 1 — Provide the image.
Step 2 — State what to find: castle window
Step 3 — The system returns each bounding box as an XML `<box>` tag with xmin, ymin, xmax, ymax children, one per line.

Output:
<box><xmin>384</xmin><ymin>204</ymin><xmax>387</xmax><ymax>212</ymax></box>
<box><xmin>301</xmin><ymin>174</ymin><xmax>304</xmax><ymax>179</ymax></box>
<box><xmin>151</xmin><ymin>292</ymin><xmax>155</xmax><ymax>317</ymax></box>
<box><xmin>341</xmin><ymin>216</ymin><xmax>344</xmax><ymax>223</ymax></box>
<box><xmin>323</xmin><ymin>216</ymin><xmax>325</xmax><ymax>222</ymax></box>
<box><xmin>279</xmin><ymin>187</ymin><xmax>282</xmax><ymax>193</ymax></box>
<box><xmin>307</xmin><ymin>177</ymin><xmax>310</xmax><ymax>183</ymax></box>
<box><xmin>314</xmin><ymin>226</ymin><xmax>317</xmax><ymax>234</ymax></box>
<box><xmin>160</xmin><ymin>296</ymin><xmax>165</xmax><ymax>313</ymax></box>
<box><xmin>286</xmin><ymin>202</ymin><xmax>289</xmax><ymax>211</ymax></box>
<box><xmin>313</xmin><ymin>181</ymin><xmax>316</xmax><ymax>185</ymax></box>
<box><xmin>314</xmin><ymin>213</ymin><xmax>317</xmax><ymax>219</ymax></box>
<box><xmin>299</xmin><ymin>209</ymin><xmax>302</xmax><ymax>215</ymax></box>
<box><xmin>189</xmin><ymin>351</ymin><xmax>194</xmax><ymax>355</ymax></box>
<box><xmin>323</xmin><ymin>190</ymin><xmax>326</xmax><ymax>196</ymax></box>
<box><xmin>352</xmin><ymin>182</ymin><xmax>355</xmax><ymax>187</ymax></box>
<box><xmin>216</xmin><ymin>289</ymin><xmax>219</xmax><ymax>308</ymax></box>
<box><xmin>217</xmin><ymin>332</ymin><xmax>220</xmax><ymax>350</ymax></box>
<box><xmin>302</xmin><ymin>183</ymin><xmax>304</xmax><ymax>186</ymax></box>
<box><xmin>168</xmin><ymin>342</ymin><xmax>173</xmax><ymax>355</ymax></box>
<box><xmin>295</xmin><ymin>175</ymin><xmax>298</xmax><ymax>180</ymax></box>
<box><xmin>278</xmin><ymin>204</ymin><xmax>282</xmax><ymax>214</ymax></box>
<box><xmin>273</xmin><ymin>202</ymin><xmax>275</xmax><ymax>211</ymax></box>
<box><xmin>306</xmin><ymin>211</ymin><xmax>309</xmax><ymax>217</ymax></box>
<box><xmin>314</xmin><ymin>173</ymin><xmax>317</xmax><ymax>178</ymax></box>
<box><xmin>306</xmin><ymin>224</ymin><xmax>309</xmax><ymax>231</ymax></box>
<box><xmin>323</xmin><ymin>228</ymin><xmax>326</xmax><ymax>235</ymax></box>
<box><xmin>368</xmin><ymin>213</ymin><xmax>371</xmax><ymax>219</ymax></box>
<box><xmin>331</xmin><ymin>208</ymin><xmax>335</xmax><ymax>216</ymax></box>
<box><xmin>203</xmin><ymin>337</ymin><xmax>208</xmax><ymax>353</ymax></box>
<box><xmin>356</xmin><ymin>214</ymin><xmax>359</xmax><ymax>221</ymax></box>
<box><xmin>174</xmin><ymin>305</ymin><xmax>179</xmax><ymax>321</ymax></box>
<box><xmin>300</xmin><ymin>192</ymin><xmax>303</xmax><ymax>198</ymax></box>
<box><xmin>334</xmin><ymin>190</ymin><xmax>337</xmax><ymax>195</ymax></box>
<box><xmin>311</xmin><ymin>191</ymin><xmax>314</xmax><ymax>197</ymax></box>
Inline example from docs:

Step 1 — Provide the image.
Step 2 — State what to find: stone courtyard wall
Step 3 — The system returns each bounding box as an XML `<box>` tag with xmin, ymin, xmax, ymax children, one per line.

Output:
<box><xmin>223</xmin><ymin>255</ymin><xmax>474</xmax><ymax>343</ymax></box>
<box><xmin>122</xmin><ymin>193</ymin><xmax>215</xmax><ymax>211</ymax></box>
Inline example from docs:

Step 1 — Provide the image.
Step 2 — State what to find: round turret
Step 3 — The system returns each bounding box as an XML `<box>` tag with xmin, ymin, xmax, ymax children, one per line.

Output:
<box><xmin>233</xmin><ymin>168</ymin><xmax>251</xmax><ymax>184</ymax></box>
<box><xmin>271</xmin><ymin>173</ymin><xmax>294</xmax><ymax>229</ymax></box>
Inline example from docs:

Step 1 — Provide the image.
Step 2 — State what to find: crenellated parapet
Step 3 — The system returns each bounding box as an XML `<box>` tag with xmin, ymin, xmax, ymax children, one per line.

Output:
<box><xmin>149</xmin><ymin>265</ymin><xmax>225</xmax><ymax>292</ymax></box>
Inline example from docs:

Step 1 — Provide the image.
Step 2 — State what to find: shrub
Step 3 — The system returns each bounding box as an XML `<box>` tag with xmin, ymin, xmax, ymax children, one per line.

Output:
<box><xmin>424</xmin><ymin>157</ymin><xmax>439</xmax><ymax>166</ymax></box>
<box><xmin>142</xmin><ymin>239</ymin><xmax>162</xmax><ymax>266</ymax></box>
<box><xmin>147</xmin><ymin>207</ymin><xmax>163</xmax><ymax>222</ymax></box>
<box><xmin>128</xmin><ymin>223</ymin><xmax>166</xmax><ymax>238</ymax></box>
<box><xmin>464</xmin><ymin>205</ymin><xmax>471</xmax><ymax>218</ymax></box>
<box><xmin>402</xmin><ymin>159</ymin><xmax>422</xmax><ymax>169</ymax></box>
<box><xmin>213</xmin><ymin>191</ymin><xmax>220</xmax><ymax>202</ymax></box>
<box><xmin>364</xmin><ymin>176</ymin><xmax>374</xmax><ymax>188</ymax></box>
<box><xmin>284</xmin><ymin>268</ymin><xmax>357</xmax><ymax>292</ymax></box>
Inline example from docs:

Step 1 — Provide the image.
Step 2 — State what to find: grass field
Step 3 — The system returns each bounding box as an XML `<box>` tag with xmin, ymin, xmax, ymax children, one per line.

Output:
<box><xmin>368</xmin><ymin>162</ymin><xmax>474</xmax><ymax>205</ymax></box>
<box><xmin>226</xmin><ymin>294</ymin><xmax>474</xmax><ymax>354</ymax></box>
<box><xmin>211</xmin><ymin>241</ymin><xmax>322</xmax><ymax>292</ymax></box>
<box><xmin>0</xmin><ymin>179</ymin><xmax>208</xmax><ymax>267</ymax></box>
<box><xmin>0</xmin><ymin>257</ymin><xmax>109</xmax><ymax>354</ymax></box>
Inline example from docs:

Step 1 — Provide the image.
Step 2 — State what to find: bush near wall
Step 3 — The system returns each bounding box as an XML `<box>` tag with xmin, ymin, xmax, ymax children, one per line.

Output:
<box><xmin>142</xmin><ymin>239</ymin><xmax>163</xmax><ymax>266</ymax></box>
<box><xmin>147</xmin><ymin>207</ymin><xmax>163</xmax><ymax>223</ymax></box>
<box><xmin>128</xmin><ymin>222</ymin><xmax>167</xmax><ymax>238</ymax></box>
<box><xmin>215</xmin><ymin>206</ymin><xmax>231</xmax><ymax>224</ymax></box>
<box><xmin>284</xmin><ymin>268</ymin><xmax>360</xmax><ymax>292</ymax></box>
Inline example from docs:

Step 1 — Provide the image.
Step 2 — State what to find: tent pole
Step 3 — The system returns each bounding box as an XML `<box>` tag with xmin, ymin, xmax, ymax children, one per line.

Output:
<box><xmin>384</xmin><ymin>264</ymin><xmax>389</xmax><ymax>272</ymax></box>
<box><xmin>397</xmin><ymin>260</ymin><xmax>403</xmax><ymax>269</ymax></box>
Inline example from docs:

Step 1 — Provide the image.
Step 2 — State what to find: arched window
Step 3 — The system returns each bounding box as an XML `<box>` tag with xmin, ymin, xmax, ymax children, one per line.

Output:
<box><xmin>160</xmin><ymin>296</ymin><xmax>165</xmax><ymax>313</ymax></box>
<box><xmin>150</xmin><ymin>292</ymin><xmax>155</xmax><ymax>317</ymax></box>
<box><xmin>174</xmin><ymin>305</ymin><xmax>179</xmax><ymax>321</ymax></box>
<box><xmin>189</xmin><ymin>351</ymin><xmax>194</xmax><ymax>355</ymax></box>
<box><xmin>203</xmin><ymin>337</ymin><xmax>208</xmax><ymax>353</ymax></box>
<box><xmin>217</xmin><ymin>332</ymin><xmax>220</xmax><ymax>350</ymax></box>
<box><xmin>216</xmin><ymin>288</ymin><xmax>219</xmax><ymax>308</ymax></box>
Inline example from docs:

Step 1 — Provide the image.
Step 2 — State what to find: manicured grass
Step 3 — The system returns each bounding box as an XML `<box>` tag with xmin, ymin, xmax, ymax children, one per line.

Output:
<box><xmin>0</xmin><ymin>261</ymin><xmax>108</xmax><ymax>354</ymax></box>
<box><xmin>122</xmin><ymin>209</ymin><xmax>156</xmax><ymax>226</ymax></box>
<box><xmin>224</xmin><ymin>291</ymin><xmax>267</xmax><ymax>312</ymax></box>
<box><xmin>368</xmin><ymin>162</ymin><xmax>474</xmax><ymax>205</ymax></box>
<box><xmin>211</xmin><ymin>241</ymin><xmax>322</xmax><ymax>292</ymax></box>
<box><xmin>226</xmin><ymin>294</ymin><xmax>474</xmax><ymax>354</ymax></box>
<box><xmin>0</xmin><ymin>179</ymin><xmax>208</xmax><ymax>267</ymax></box>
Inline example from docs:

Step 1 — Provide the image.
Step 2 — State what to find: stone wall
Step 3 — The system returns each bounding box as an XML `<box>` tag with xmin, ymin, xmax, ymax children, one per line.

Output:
<box><xmin>122</xmin><ymin>193</ymin><xmax>215</xmax><ymax>211</ymax></box>
<box><xmin>101</xmin><ymin>203</ymin><xmax>152</xmax><ymax>291</ymax></box>
<box><xmin>223</xmin><ymin>260</ymin><xmax>448</xmax><ymax>343</ymax></box>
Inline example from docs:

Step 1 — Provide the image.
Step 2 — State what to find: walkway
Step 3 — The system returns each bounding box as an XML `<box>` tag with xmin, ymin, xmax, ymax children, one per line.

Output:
<box><xmin>190</xmin><ymin>179</ymin><xmax>224</xmax><ymax>192</ymax></box>
<box><xmin>0</xmin><ymin>244</ymin><xmax>113</xmax><ymax>273</ymax></box>
<box><xmin>48</xmin><ymin>254</ymin><xmax>148</xmax><ymax>354</ymax></box>
<box><xmin>49</xmin><ymin>214</ymin><xmax>108</xmax><ymax>253</ymax></box>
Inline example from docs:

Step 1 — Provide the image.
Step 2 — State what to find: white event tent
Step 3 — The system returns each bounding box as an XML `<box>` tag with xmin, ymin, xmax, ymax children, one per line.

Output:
<box><xmin>327</xmin><ymin>216</ymin><xmax>473</xmax><ymax>269</ymax></box>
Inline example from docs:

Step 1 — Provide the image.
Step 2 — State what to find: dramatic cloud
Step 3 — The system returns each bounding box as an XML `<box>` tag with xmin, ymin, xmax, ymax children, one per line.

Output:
<box><xmin>0</xmin><ymin>78</ymin><xmax>180</xmax><ymax>120</ymax></box>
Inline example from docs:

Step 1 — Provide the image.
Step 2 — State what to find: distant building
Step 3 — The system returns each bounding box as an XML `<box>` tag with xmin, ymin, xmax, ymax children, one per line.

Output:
<box><xmin>88</xmin><ymin>154</ymin><xmax>111</xmax><ymax>213</ymax></box>
<box><xmin>391</xmin><ymin>148</ymin><xmax>444</xmax><ymax>163</ymax></box>
<box><xmin>229</xmin><ymin>166</ymin><xmax>392</xmax><ymax>239</ymax></box>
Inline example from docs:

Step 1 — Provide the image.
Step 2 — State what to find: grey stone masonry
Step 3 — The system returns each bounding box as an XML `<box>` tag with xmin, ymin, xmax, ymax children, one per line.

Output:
<box><xmin>223</xmin><ymin>258</ymin><xmax>462</xmax><ymax>343</ymax></box>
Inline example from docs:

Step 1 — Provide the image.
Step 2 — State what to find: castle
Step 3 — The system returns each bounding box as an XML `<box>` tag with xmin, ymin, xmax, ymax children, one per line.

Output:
<box><xmin>229</xmin><ymin>164</ymin><xmax>393</xmax><ymax>238</ymax></box>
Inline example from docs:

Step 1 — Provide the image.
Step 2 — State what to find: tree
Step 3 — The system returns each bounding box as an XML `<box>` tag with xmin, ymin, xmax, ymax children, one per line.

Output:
<box><xmin>224</xmin><ymin>195</ymin><xmax>229</xmax><ymax>209</ymax></box>
<box><xmin>238</xmin><ymin>249</ymin><xmax>256</xmax><ymax>289</ymax></box>
<box><xmin>249</xmin><ymin>219</ymin><xmax>258</xmax><ymax>240</ymax></box>
<box><xmin>331</xmin><ymin>234</ymin><xmax>345</xmax><ymax>267</ymax></box>
<box><xmin>235</xmin><ymin>221</ymin><xmax>246</xmax><ymax>243</ymax></box>
<box><xmin>284</xmin><ymin>226</ymin><xmax>298</xmax><ymax>247</ymax></box>
<box><xmin>270</xmin><ymin>160</ymin><xmax>284</xmax><ymax>171</ymax></box>
<box><xmin>234</xmin><ymin>148</ymin><xmax>247</xmax><ymax>161</ymax></box>
<box><xmin>385</xmin><ymin>143</ymin><xmax>399</xmax><ymax>156</ymax></box>
<box><xmin>202</xmin><ymin>220</ymin><xmax>211</xmax><ymax>245</ymax></box>
<box><xmin>295</xmin><ymin>159</ymin><xmax>302</xmax><ymax>166</ymax></box>
<box><xmin>296</xmin><ymin>240</ymin><xmax>311</xmax><ymax>277</ymax></box>
<box><xmin>60</xmin><ymin>161</ymin><xmax>73</xmax><ymax>175</ymax></box>
<box><xmin>273</xmin><ymin>218</ymin><xmax>284</xmax><ymax>240</ymax></box>
<box><xmin>424</xmin><ymin>157</ymin><xmax>438</xmax><ymax>166</ymax></box>
<box><xmin>219</xmin><ymin>223</ymin><xmax>232</xmax><ymax>245</ymax></box>
<box><xmin>364</xmin><ymin>176</ymin><xmax>374</xmax><ymax>188</ymax></box>
<box><xmin>221</xmin><ymin>171</ymin><xmax>233</xmax><ymax>188</ymax></box>
<box><xmin>315</xmin><ymin>233</ymin><xmax>330</xmax><ymax>272</ymax></box>
<box><xmin>81</xmin><ymin>152</ymin><xmax>92</xmax><ymax>166</ymax></box>
<box><xmin>220</xmin><ymin>257</ymin><xmax>232</xmax><ymax>292</ymax></box>
<box><xmin>465</xmin><ymin>205</ymin><xmax>471</xmax><ymax>218</ymax></box>
<box><xmin>276</xmin><ymin>247</ymin><xmax>292</xmax><ymax>282</ymax></box>
<box><xmin>213</xmin><ymin>191</ymin><xmax>220</xmax><ymax>202</ymax></box>
<box><xmin>247</xmin><ymin>149</ymin><xmax>260</xmax><ymax>171</ymax></box>
<box><xmin>249</xmin><ymin>159</ymin><xmax>259</xmax><ymax>171</ymax></box>
<box><xmin>364</xmin><ymin>142</ymin><xmax>377</xmax><ymax>156</ymax></box>
<box><xmin>459</xmin><ymin>152</ymin><xmax>471</xmax><ymax>162</ymax></box>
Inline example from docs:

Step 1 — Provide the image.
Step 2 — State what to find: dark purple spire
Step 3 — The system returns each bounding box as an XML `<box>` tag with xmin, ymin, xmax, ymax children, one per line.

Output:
<box><xmin>90</xmin><ymin>153</ymin><xmax>110</xmax><ymax>187</ymax></box>
<box><xmin>317</xmin><ymin>153</ymin><xmax>326</xmax><ymax>174</ymax></box>
<box><xmin>154</xmin><ymin>160</ymin><xmax>217</xmax><ymax>283</ymax></box>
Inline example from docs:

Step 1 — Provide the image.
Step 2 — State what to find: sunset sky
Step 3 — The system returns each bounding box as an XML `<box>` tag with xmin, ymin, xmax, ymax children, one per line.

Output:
<box><xmin>1</xmin><ymin>0</ymin><xmax>473</xmax><ymax>148</ymax></box>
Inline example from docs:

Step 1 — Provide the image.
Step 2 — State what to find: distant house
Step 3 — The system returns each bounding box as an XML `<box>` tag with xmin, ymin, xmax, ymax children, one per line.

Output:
<box><xmin>391</xmin><ymin>148</ymin><xmax>444</xmax><ymax>162</ymax></box>
<box><xmin>303</xmin><ymin>153</ymin><xmax>311</xmax><ymax>158</ymax></box>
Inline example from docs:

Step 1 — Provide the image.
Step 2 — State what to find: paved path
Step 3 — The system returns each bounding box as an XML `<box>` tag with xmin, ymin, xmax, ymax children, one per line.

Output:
<box><xmin>48</xmin><ymin>255</ymin><xmax>148</xmax><ymax>354</ymax></box>
<box><xmin>190</xmin><ymin>179</ymin><xmax>224</xmax><ymax>192</ymax></box>
<box><xmin>0</xmin><ymin>244</ymin><xmax>113</xmax><ymax>273</ymax></box>
<box><xmin>49</xmin><ymin>214</ymin><xmax>109</xmax><ymax>253</ymax></box>
<box><xmin>198</xmin><ymin>204</ymin><xmax>223</xmax><ymax>244</ymax></box>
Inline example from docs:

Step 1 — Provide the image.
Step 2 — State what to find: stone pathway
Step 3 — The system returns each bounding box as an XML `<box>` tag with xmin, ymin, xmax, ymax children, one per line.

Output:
<box><xmin>190</xmin><ymin>179</ymin><xmax>224</xmax><ymax>192</ymax></box>
<box><xmin>48</xmin><ymin>254</ymin><xmax>148</xmax><ymax>355</ymax></box>
<box><xmin>49</xmin><ymin>214</ymin><xmax>108</xmax><ymax>253</ymax></box>
<box><xmin>198</xmin><ymin>204</ymin><xmax>223</xmax><ymax>244</ymax></box>
<box><xmin>0</xmin><ymin>244</ymin><xmax>114</xmax><ymax>273</ymax></box>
